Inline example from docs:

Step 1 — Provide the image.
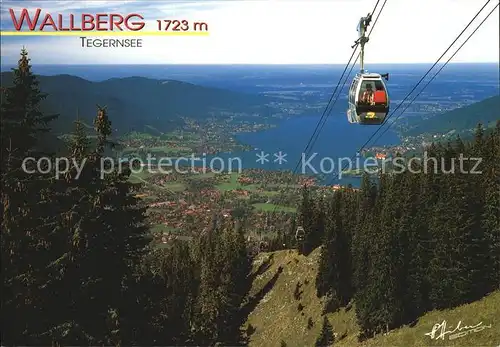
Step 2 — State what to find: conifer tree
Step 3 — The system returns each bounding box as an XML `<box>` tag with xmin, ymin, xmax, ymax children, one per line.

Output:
<box><xmin>191</xmin><ymin>219</ymin><xmax>251</xmax><ymax>345</ymax></box>
<box><xmin>352</xmin><ymin>173</ymin><xmax>375</xmax><ymax>295</ymax></box>
<box><xmin>352</xmin><ymin>174</ymin><xmax>380</xmax><ymax>338</ymax></box>
<box><xmin>53</xmin><ymin>106</ymin><xmax>148</xmax><ymax>345</ymax></box>
<box><xmin>0</xmin><ymin>47</ymin><xmax>57</xmax><ymax>168</ymax></box>
<box><xmin>120</xmin><ymin>251</ymin><xmax>169</xmax><ymax>345</ymax></box>
<box><xmin>218</xmin><ymin>222</ymin><xmax>252</xmax><ymax>344</ymax></box>
<box><xmin>427</xmin><ymin>147</ymin><xmax>463</xmax><ymax>309</ymax></box>
<box><xmin>1</xmin><ymin>48</ymin><xmax>60</xmax><ymax>344</ymax></box>
<box><xmin>396</xmin><ymin>168</ymin><xmax>428</xmax><ymax>323</ymax></box>
<box><xmin>68</xmin><ymin>116</ymin><xmax>91</xmax><ymax>163</ymax></box>
<box><xmin>482</xmin><ymin>121</ymin><xmax>500</xmax><ymax>290</ymax></box>
<box><xmin>458</xmin><ymin>129</ymin><xmax>490</xmax><ymax>301</ymax></box>
<box><xmin>192</xmin><ymin>225</ymin><xmax>222</xmax><ymax>344</ymax></box>
<box><xmin>309</xmin><ymin>195</ymin><xmax>326</xmax><ymax>251</ymax></box>
<box><xmin>316</xmin><ymin>190</ymin><xmax>352</xmax><ymax>308</ymax></box>
<box><xmin>316</xmin><ymin>196</ymin><xmax>336</xmax><ymax>299</ymax></box>
<box><xmin>353</xmin><ymin>214</ymin><xmax>378</xmax><ymax>339</ymax></box>
<box><xmin>315</xmin><ymin>316</ymin><xmax>334</xmax><ymax>347</ymax></box>
<box><xmin>427</xmin><ymin>137</ymin><xmax>488</xmax><ymax>308</ymax></box>
<box><xmin>365</xmin><ymin>174</ymin><xmax>401</xmax><ymax>333</ymax></box>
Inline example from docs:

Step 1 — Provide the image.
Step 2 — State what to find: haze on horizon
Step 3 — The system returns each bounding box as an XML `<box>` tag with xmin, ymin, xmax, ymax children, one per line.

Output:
<box><xmin>0</xmin><ymin>0</ymin><xmax>498</xmax><ymax>65</ymax></box>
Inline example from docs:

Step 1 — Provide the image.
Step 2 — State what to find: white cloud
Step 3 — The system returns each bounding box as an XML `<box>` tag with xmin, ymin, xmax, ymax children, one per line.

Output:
<box><xmin>0</xmin><ymin>0</ymin><xmax>498</xmax><ymax>64</ymax></box>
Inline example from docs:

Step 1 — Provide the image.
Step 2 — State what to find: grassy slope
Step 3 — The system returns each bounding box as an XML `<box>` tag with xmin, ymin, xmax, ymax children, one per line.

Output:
<box><xmin>244</xmin><ymin>249</ymin><xmax>500</xmax><ymax>347</ymax></box>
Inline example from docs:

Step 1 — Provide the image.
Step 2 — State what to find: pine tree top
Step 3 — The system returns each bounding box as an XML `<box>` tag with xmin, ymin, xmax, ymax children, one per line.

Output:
<box><xmin>18</xmin><ymin>47</ymin><xmax>30</xmax><ymax>76</ymax></box>
<box><xmin>94</xmin><ymin>105</ymin><xmax>112</xmax><ymax>136</ymax></box>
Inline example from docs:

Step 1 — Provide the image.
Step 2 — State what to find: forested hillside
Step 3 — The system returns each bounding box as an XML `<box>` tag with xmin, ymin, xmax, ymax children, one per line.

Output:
<box><xmin>246</xmin><ymin>121</ymin><xmax>499</xmax><ymax>345</ymax></box>
<box><xmin>293</xmin><ymin>122</ymin><xmax>499</xmax><ymax>341</ymax></box>
<box><xmin>403</xmin><ymin>94</ymin><xmax>500</xmax><ymax>136</ymax></box>
<box><xmin>1</xmin><ymin>49</ymin><xmax>499</xmax><ymax>346</ymax></box>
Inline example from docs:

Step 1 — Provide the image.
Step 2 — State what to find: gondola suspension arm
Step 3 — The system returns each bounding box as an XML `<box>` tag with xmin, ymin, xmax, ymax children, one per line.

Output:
<box><xmin>352</xmin><ymin>13</ymin><xmax>372</xmax><ymax>72</ymax></box>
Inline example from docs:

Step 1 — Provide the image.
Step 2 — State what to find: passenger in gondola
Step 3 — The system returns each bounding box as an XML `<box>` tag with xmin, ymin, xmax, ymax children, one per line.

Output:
<box><xmin>362</xmin><ymin>83</ymin><xmax>374</xmax><ymax>104</ymax></box>
<box><xmin>373</xmin><ymin>84</ymin><xmax>387</xmax><ymax>104</ymax></box>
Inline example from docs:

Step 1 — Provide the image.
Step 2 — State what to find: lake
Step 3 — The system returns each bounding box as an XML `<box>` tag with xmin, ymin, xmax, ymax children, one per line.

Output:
<box><xmin>199</xmin><ymin>114</ymin><xmax>400</xmax><ymax>186</ymax></box>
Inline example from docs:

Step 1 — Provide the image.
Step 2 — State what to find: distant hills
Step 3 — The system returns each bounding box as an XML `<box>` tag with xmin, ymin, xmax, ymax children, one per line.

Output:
<box><xmin>0</xmin><ymin>73</ymin><xmax>273</xmax><ymax>135</ymax></box>
<box><xmin>403</xmin><ymin>94</ymin><xmax>500</xmax><ymax>136</ymax></box>
<box><xmin>2</xmin><ymin>70</ymin><xmax>498</xmax><ymax>140</ymax></box>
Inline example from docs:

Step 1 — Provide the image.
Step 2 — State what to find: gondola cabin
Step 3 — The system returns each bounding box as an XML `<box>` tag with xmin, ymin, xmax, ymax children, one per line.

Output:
<box><xmin>347</xmin><ymin>72</ymin><xmax>389</xmax><ymax>125</ymax></box>
<box><xmin>295</xmin><ymin>227</ymin><xmax>305</xmax><ymax>242</ymax></box>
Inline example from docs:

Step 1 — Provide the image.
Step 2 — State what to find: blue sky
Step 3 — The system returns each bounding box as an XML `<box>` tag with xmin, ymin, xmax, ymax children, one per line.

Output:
<box><xmin>1</xmin><ymin>0</ymin><xmax>499</xmax><ymax>64</ymax></box>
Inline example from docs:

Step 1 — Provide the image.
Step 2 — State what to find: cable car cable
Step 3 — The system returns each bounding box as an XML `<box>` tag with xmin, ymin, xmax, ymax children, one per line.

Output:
<box><xmin>270</xmin><ymin>0</ymin><xmax>385</xmax><ymax>221</ymax></box>
<box><xmin>293</xmin><ymin>0</ymin><xmax>383</xmax><ymax>176</ymax></box>
<box><xmin>307</xmin><ymin>0</ymin><xmax>388</xmax><ymax>158</ymax></box>
<box><xmin>288</xmin><ymin>0</ymin><xmax>387</xmax><ymax>188</ymax></box>
<box><xmin>350</xmin><ymin>0</ymin><xmax>492</xmax><ymax>155</ymax></box>
<box><xmin>302</xmin><ymin>46</ymin><xmax>360</xmax><ymax>159</ymax></box>
<box><xmin>291</xmin><ymin>0</ymin><xmax>384</xmax><ymax>178</ymax></box>
<box><xmin>266</xmin><ymin>47</ymin><xmax>360</xmax><ymax>221</ymax></box>
<box><xmin>326</xmin><ymin>0</ymin><xmax>495</xmax><ymax>185</ymax></box>
<box><xmin>369</xmin><ymin>2</ymin><xmax>499</xmax><ymax>146</ymax></box>
<box><xmin>268</xmin><ymin>0</ymin><xmax>383</xmax><ymax>218</ymax></box>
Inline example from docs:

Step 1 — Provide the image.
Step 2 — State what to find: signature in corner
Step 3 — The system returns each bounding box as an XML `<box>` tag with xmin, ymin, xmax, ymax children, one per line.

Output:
<box><xmin>424</xmin><ymin>320</ymin><xmax>492</xmax><ymax>340</ymax></box>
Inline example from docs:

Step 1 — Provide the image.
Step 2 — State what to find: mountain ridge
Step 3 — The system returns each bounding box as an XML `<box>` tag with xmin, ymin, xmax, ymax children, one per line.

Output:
<box><xmin>0</xmin><ymin>72</ymin><xmax>274</xmax><ymax>135</ymax></box>
<box><xmin>402</xmin><ymin>94</ymin><xmax>500</xmax><ymax>136</ymax></box>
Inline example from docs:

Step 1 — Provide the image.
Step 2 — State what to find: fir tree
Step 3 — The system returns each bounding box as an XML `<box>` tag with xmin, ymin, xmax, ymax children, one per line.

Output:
<box><xmin>1</xmin><ymin>48</ymin><xmax>60</xmax><ymax>345</ymax></box>
<box><xmin>53</xmin><ymin>106</ymin><xmax>148</xmax><ymax>345</ymax></box>
<box><xmin>315</xmin><ymin>316</ymin><xmax>334</xmax><ymax>347</ymax></box>
<box><xmin>308</xmin><ymin>195</ymin><xmax>326</xmax><ymax>252</ymax></box>
<box><xmin>192</xmin><ymin>225</ymin><xmax>222</xmax><ymax>344</ymax></box>
<box><xmin>0</xmin><ymin>47</ymin><xmax>57</xmax><ymax>169</ymax></box>
<box><xmin>396</xmin><ymin>169</ymin><xmax>428</xmax><ymax>323</ymax></box>
<box><xmin>316</xmin><ymin>190</ymin><xmax>352</xmax><ymax>308</ymax></box>
<box><xmin>481</xmin><ymin>121</ymin><xmax>500</xmax><ymax>290</ymax></box>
